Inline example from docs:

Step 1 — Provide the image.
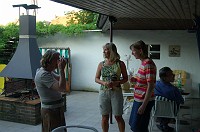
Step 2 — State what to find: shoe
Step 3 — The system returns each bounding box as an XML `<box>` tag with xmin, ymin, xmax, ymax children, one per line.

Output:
<box><xmin>156</xmin><ymin>124</ymin><xmax>164</xmax><ymax>131</ymax></box>
<box><xmin>163</xmin><ymin>125</ymin><xmax>174</xmax><ymax>132</ymax></box>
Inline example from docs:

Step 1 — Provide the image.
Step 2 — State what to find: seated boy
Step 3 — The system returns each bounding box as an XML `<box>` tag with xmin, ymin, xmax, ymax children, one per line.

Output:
<box><xmin>155</xmin><ymin>67</ymin><xmax>184</xmax><ymax>132</ymax></box>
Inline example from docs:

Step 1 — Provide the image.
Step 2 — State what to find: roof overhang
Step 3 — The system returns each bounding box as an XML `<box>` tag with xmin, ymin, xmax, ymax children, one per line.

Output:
<box><xmin>50</xmin><ymin>0</ymin><xmax>200</xmax><ymax>31</ymax></box>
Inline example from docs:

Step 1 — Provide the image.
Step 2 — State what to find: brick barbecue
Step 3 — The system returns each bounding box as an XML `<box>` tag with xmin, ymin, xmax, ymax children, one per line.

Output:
<box><xmin>0</xmin><ymin>5</ymin><xmax>44</xmax><ymax>125</ymax></box>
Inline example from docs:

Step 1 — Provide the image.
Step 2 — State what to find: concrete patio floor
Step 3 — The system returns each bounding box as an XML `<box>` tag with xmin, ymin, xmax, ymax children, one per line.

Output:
<box><xmin>0</xmin><ymin>91</ymin><xmax>199</xmax><ymax>132</ymax></box>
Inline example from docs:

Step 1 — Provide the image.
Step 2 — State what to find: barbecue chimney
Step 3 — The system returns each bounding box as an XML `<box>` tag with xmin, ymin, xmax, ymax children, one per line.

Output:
<box><xmin>0</xmin><ymin>14</ymin><xmax>42</xmax><ymax>79</ymax></box>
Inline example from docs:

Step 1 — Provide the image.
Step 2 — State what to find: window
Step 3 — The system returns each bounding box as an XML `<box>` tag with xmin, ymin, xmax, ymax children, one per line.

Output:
<box><xmin>148</xmin><ymin>45</ymin><xmax>160</xmax><ymax>59</ymax></box>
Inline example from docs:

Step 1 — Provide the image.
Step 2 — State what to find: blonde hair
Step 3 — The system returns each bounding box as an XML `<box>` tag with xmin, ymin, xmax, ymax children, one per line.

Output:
<box><xmin>103</xmin><ymin>42</ymin><xmax>120</xmax><ymax>62</ymax></box>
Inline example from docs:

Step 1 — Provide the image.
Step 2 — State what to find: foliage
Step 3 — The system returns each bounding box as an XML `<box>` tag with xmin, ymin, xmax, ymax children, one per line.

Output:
<box><xmin>0</xmin><ymin>10</ymin><xmax>99</xmax><ymax>63</ymax></box>
<box><xmin>36</xmin><ymin>10</ymin><xmax>98</xmax><ymax>37</ymax></box>
<box><xmin>36</xmin><ymin>21</ymin><xmax>63</xmax><ymax>37</ymax></box>
<box><xmin>0</xmin><ymin>24</ymin><xmax>19</xmax><ymax>48</ymax></box>
<box><xmin>0</xmin><ymin>24</ymin><xmax>19</xmax><ymax>63</ymax></box>
<box><xmin>36</xmin><ymin>22</ymin><xmax>97</xmax><ymax>37</ymax></box>
<box><xmin>74</xmin><ymin>10</ymin><xmax>98</xmax><ymax>25</ymax></box>
<box><xmin>0</xmin><ymin>10</ymin><xmax>98</xmax><ymax>45</ymax></box>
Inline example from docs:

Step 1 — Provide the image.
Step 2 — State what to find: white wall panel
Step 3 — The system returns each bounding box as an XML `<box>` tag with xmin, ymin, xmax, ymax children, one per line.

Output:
<box><xmin>38</xmin><ymin>30</ymin><xmax>200</xmax><ymax>98</ymax></box>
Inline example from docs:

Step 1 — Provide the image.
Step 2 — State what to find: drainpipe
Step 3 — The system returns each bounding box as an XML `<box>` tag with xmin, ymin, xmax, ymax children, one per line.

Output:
<box><xmin>195</xmin><ymin>15</ymin><xmax>200</xmax><ymax>60</ymax></box>
<box><xmin>109</xmin><ymin>17</ymin><xmax>113</xmax><ymax>43</ymax></box>
<box><xmin>109</xmin><ymin>16</ymin><xmax>117</xmax><ymax>43</ymax></box>
<box><xmin>108</xmin><ymin>16</ymin><xmax>117</xmax><ymax>124</ymax></box>
<box><xmin>194</xmin><ymin>15</ymin><xmax>200</xmax><ymax>98</ymax></box>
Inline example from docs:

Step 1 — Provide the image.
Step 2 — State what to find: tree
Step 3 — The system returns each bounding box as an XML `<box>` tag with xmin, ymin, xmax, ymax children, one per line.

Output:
<box><xmin>0</xmin><ymin>10</ymin><xmax>99</xmax><ymax>63</ymax></box>
<box><xmin>0</xmin><ymin>24</ymin><xmax>19</xmax><ymax>48</ymax></box>
<box><xmin>74</xmin><ymin>10</ymin><xmax>98</xmax><ymax>25</ymax></box>
<box><xmin>0</xmin><ymin>24</ymin><xmax>19</xmax><ymax>64</ymax></box>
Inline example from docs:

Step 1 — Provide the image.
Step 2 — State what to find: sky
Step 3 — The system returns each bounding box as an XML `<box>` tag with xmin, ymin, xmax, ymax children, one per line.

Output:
<box><xmin>0</xmin><ymin>0</ymin><xmax>79</xmax><ymax>25</ymax></box>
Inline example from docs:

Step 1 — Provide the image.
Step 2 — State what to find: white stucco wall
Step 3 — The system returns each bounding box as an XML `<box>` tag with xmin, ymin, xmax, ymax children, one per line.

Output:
<box><xmin>37</xmin><ymin>30</ymin><xmax>200</xmax><ymax>98</ymax></box>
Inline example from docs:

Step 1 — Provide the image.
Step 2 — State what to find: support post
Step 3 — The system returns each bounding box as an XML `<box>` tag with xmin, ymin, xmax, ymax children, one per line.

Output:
<box><xmin>108</xmin><ymin>16</ymin><xmax>117</xmax><ymax>124</ymax></box>
<box><xmin>195</xmin><ymin>15</ymin><xmax>200</xmax><ymax>60</ymax></box>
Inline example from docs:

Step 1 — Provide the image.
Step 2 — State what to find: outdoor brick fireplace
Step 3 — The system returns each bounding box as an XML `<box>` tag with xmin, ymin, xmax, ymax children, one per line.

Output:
<box><xmin>0</xmin><ymin>79</ymin><xmax>67</xmax><ymax>125</ymax></box>
<box><xmin>0</xmin><ymin>10</ymin><xmax>67</xmax><ymax>125</ymax></box>
<box><xmin>0</xmin><ymin>79</ymin><xmax>41</xmax><ymax>125</ymax></box>
<box><xmin>0</xmin><ymin>93</ymin><xmax>67</xmax><ymax>125</ymax></box>
<box><xmin>0</xmin><ymin>95</ymin><xmax>41</xmax><ymax>125</ymax></box>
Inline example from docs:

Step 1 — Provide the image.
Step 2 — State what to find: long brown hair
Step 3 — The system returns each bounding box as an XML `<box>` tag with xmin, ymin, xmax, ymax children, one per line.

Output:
<box><xmin>130</xmin><ymin>40</ymin><xmax>148</xmax><ymax>57</ymax></box>
<box><xmin>40</xmin><ymin>50</ymin><xmax>59</xmax><ymax>68</ymax></box>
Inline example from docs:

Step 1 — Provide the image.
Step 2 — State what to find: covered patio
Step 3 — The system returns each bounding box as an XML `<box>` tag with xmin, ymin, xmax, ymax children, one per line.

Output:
<box><xmin>0</xmin><ymin>91</ymin><xmax>199</xmax><ymax>132</ymax></box>
<box><xmin>1</xmin><ymin>0</ymin><xmax>200</xmax><ymax>131</ymax></box>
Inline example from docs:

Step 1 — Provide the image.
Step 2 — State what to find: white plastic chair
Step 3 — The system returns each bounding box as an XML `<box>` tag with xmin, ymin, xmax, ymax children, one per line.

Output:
<box><xmin>123</xmin><ymin>92</ymin><xmax>134</xmax><ymax>114</ymax></box>
<box><xmin>51</xmin><ymin>125</ymin><xmax>98</xmax><ymax>132</ymax></box>
<box><xmin>149</xmin><ymin>96</ymin><xmax>180</xmax><ymax>132</ymax></box>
